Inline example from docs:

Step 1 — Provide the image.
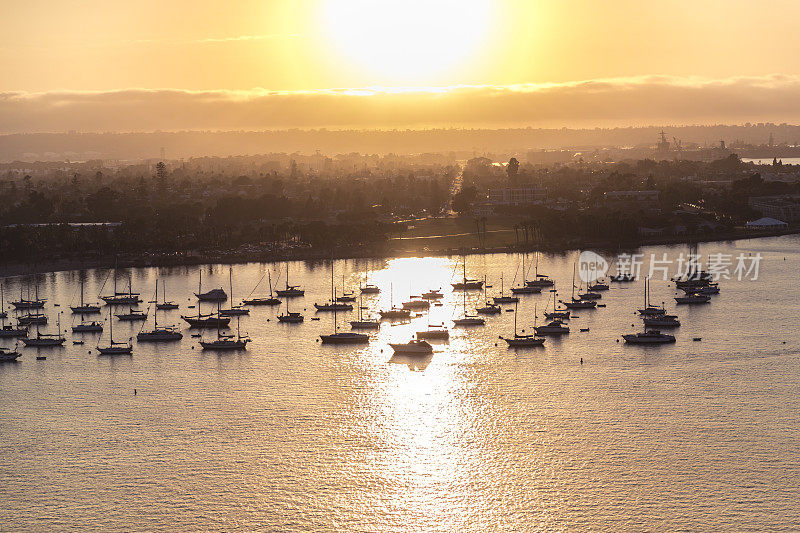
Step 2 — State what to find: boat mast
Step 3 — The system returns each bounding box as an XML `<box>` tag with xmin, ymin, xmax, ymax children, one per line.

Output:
<box><xmin>571</xmin><ymin>263</ymin><xmax>577</xmax><ymax>300</ymax></box>
<box><xmin>514</xmin><ymin>299</ymin><xmax>518</xmax><ymax>335</ymax></box>
<box><xmin>197</xmin><ymin>270</ymin><xmax>202</xmax><ymax>320</ymax></box>
<box><xmin>153</xmin><ymin>279</ymin><xmax>158</xmax><ymax>329</ymax></box>
<box><xmin>268</xmin><ymin>271</ymin><xmax>274</xmax><ymax>298</ymax></box>
<box><xmin>229</xmin><ymin>268</ymin><xmax>234</xmax><ymax>307</ymax></box>
<box><xmin>332</xmin><ymin>288</ymin><xmax>338</xmax><ymax>333</ymax></box>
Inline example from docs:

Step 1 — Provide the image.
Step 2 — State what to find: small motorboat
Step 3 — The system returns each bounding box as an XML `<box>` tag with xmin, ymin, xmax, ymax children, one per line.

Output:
<box><xmin>622</xmin><ymin>330</ymin><xmax>676</xmax><ymax>344</ymax></box>
<box><xmin>389</xmin><ymin>339</ymin><xmax>433</xmax><ymax>355</ymax></box>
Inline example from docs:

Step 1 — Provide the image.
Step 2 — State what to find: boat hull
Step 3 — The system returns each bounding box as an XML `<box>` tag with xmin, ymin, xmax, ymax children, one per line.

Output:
<box><xmin>71</xmin><ymin>306</ymin><xmax>101</xmax><ymax>314</ymax></box>
<box><xmin>243</xmin><ymin>298</ymin><xmax>281</xmax><ymax>306</ymax></box>
<box><xmin>389</xmin><ymin>342</ymin><xmax>433</xmax><ymax>355</ymax></box>
<box><xmin>319</xmin><ymin>333</ymin><xmax>369</xmax><ymax>344</ymax></box>
<box><xmin>503</xmin><ymin>336</ymin><xmax>545</xmax><ymax>347</ymax></box>
<box><xmin>182</xmin><ymin>316</ymin><xmax>231</xmax><ymax>328</ymax></box>
<box><xmin>416</xmin><ymin>329</ymin><xmax>450</xmax><ymax>340</ymax></box>
<box><xmin>350</xmin><ymin>321</ymin><xmax>381</xmax><ymax>329</ymax></box>
<box><xmin>137</xmin><ymin>330</ymin><xmax>183</xmax><ymax>341</ymax></box>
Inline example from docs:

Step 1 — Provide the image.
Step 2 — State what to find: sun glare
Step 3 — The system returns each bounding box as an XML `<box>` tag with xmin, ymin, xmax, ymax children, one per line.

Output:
<box><xmin>322</xmin><ymin>0</ymin><xmax>492</xmax><ymax>83</ymax></box>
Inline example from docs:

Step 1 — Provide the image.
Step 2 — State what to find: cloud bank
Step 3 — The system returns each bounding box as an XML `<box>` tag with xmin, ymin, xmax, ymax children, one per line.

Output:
<box><xmin>3</xmin><ymin>75</ymin><xmax>800</xmax><ymax>133</ymax></box>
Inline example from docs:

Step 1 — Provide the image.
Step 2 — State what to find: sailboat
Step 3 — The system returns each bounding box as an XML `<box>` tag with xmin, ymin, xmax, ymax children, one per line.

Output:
<box><xmin>320</xmin><ymin>290</ymin><xmax>369</xmax><ymax>344</ymax></box>
<box><xmin>219</xmin><ymin>268</ymin><xmax>250</xmax><ymax>316</ymax></box>
<box><xmin>200</xmin><ymin>304</ymin><xmax>250</xmax><ymax>350</ymax></box>
<box><xmin>640</xmin><ymin>278</ymin><xmax>683</xmax><ymax>322</ymax></box>
<box><xmin>100</xmin><ymin>265</ymin><xmax>141</xmax><ymax>305</ymax></box>
<box><xmin>315</xmin><ymin>261</ymin><xmax>353</xmax><ymax>311</ymax></box>
<box><xmin>525</xmin><ymin>251</ymin><xmax>555</xmax><ymax>288</ymax></box>
<box><xmin>0</xmin><ymin>285</ymin><xmax>28</xmax><ymax>338</ymax></box>
<box><xmin>544</xmin><ymin>286</ymin><xmax>571</xmax><ymax>320</ymax></box>
<box><xmin>277</xmin><ymin>295</ymin><xmax>304</xmax><ymax>323</ymax></box>
<box><xmin>275</xmin><ymin>263</ymin><xmax>304</xmax><ymax>297</ymax></box>
<box><xmin>562</xmin><ymin>263</ymin><xmax>597</xmax><ymax>309</ymax></box>
<box><xmin>379</xmin><ymin>283</ymin><xmax>411</xmax><ymax>319</ymax></box>
<box><xmin>638</xmin><ymin>277</ymin><xmax>666</xmax><ymax>316</ymax></box>
<box><xmin>492</xmin><ymin>273</ymin><xmax>518</xmax><ymax>304</ymax></box>
<box><xmin>156</xmin><ymin>281</ymin><xmax>179</xmax><ymax>310</ymax></box>
<box><xmin>138</xmin><ymin>280</ymin><xmax>183</xmax><ymax>341</ymax></box>
<box><xmin>71</xmin><ymin>279</ymin><xmax>101</xmax><ymax>313</ymax></box>
<box><xmin>511</xmin><ymin>253</ymin><xmax>542</xmax><ymax>294</ymax></box>
<box><xmin>181</xmin><ymin>274</ymin><xmax>232</xmax><ymax>329</ymax></box>
<box><xmin>476</xmin><ymin>275</ymin><xmax>502</xmax><ymax>314</ymax></box>
<box><xmin>420</xmin><ymin>289</ymin><xmax>444</xmax><ymax>300</ymax></box>
<box><xmin>452</xmin><ymin>281</ymin><xmax>485</xmax><ymax>326</ymax></box>
<box><xmin>17</xmin><ymin>312</ymin><xmax>47</xmax><ymax>326</ymax></box>
<box><xmin>194</xmin><ymin>270</ymin><xmax>227</xmax><ymax>301</ymax></box>
<box><xmin>0</xmin><ymin>344</ymin><xmax>22</xmax><ymax>362</ymax></box>
<box><xmin>0</xmin><ymin>283</ymin><xmax>28</xmax><ymax>339</ymax></box>
<box><xmin>360</xmin><ymin>271</ymin><xmax>380</xmax><ymax>294</ymax></box>
<box><xmin>115</xmin><ymin>306</ymin><xmax>147</xmax><ymax>321</ymax></box>
<box><xmin>11</xmin><ymin>279</ymin><xmax>46</xmax><ymax>309</ymax></box>
<box><xmin>350</xmin><ymin>292</ymin><xmax>380</xmax><ymax>329</ymax></box>
<box><xmin>416</xmin><ymin>302</ymin><xmax>450</xmax><ymax>340</ymax></box>
<box><xmin>71</xmin><ymin>317</ymin><xmax>103</xmax><ymax>333</ymax></box>
<box><xmin>21</xmin><ymin>314</ymin><xmax>65</xmax><ymax>347</ymax></box>
<box><xmin>402</xmin><ymin>297</ymin><xmax>430</xmax><ymax>311</ymax></box>
<box><xmin>450</xmin><ymin>255</ymin><xmax>483</xmax><ymax>290</ymax></box>
<box><xmin>336</xmin><ymin>274</ymin><xmax>357</xmax><ymax>302</ymax></box>
<box><xmin>243</xmin><ymin>270</ymin><xmax>281</xmax><ymax>306</ymax></box>
<box><xmin>96</xmin><ymin>306</ymin><xmax>133</xmax><ymax>355</ymax></box>
<box><xmin>502</xmin><ymin>300</ymin><xmax>545</xmax><ymax>347</ymax></box>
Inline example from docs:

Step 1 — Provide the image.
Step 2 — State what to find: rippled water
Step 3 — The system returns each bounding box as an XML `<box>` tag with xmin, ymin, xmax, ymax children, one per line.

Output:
<box><xmin>1</xmin><ymin>236</ymin><xmax>800</xmax><ymax>531</ymax></box>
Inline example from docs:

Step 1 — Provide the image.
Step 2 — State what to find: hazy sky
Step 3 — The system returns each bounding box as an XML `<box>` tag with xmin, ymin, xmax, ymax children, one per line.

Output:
<box><xmin>3</xmin><ymin>0</ymin><xmax>800</xmax><ymax>132</ymax></box>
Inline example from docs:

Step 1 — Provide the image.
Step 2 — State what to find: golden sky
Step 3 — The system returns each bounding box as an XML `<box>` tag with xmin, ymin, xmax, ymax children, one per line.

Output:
<box><xmin>3</xmin><ymin>0</ymin><xmax>800</xmax><ymax>131</ymax></box>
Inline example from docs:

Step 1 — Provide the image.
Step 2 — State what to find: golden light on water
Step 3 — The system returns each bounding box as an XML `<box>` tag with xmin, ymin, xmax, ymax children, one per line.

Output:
<box><xmin>321</xmin><ymin>0</ymin><xmax>492</xmax><ymax>82</ymax></box>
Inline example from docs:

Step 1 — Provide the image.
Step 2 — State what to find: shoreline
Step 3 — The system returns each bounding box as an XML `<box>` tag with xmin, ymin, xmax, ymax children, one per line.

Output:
<box><xmin>3</xmin><ymin>227</ymin><xmax>797</xmax><ymax>278</ymax></box>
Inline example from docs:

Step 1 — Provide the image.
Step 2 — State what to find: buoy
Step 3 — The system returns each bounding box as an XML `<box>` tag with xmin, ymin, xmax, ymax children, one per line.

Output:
<box><xmin>494</xmin><ymin>343</ymin><xmax>498</xmax><ymax>346</ymax></box>
<box><xmin>580</xmin><ymin>358</ymin><xmax>583</xmax><ymax>364</ymax></box>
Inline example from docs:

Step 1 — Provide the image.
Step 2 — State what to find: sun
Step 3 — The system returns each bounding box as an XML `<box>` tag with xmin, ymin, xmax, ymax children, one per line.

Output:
<box><xmin>322</xmin><ymin>0</ymin><xmax>492</xmax><ymax>83</ymax></box>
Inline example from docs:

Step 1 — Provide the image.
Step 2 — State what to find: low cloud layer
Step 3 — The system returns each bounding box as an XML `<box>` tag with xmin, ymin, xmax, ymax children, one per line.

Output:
<box><xmin>3</xmin><ymin>75</ymin><xmax>800</xmax><ymax>133</ymax></box>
